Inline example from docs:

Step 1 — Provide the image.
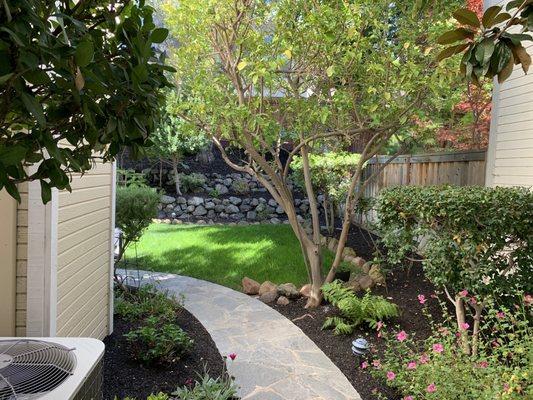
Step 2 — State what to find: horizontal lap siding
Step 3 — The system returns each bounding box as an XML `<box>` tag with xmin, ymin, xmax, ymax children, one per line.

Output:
<box><xmin>486</xmin><ymin>0</ymin><xmax>533</xmax><ymax>188</ymax></box>
<box><xmin>56</xmin><ymin>161</ymin><xmax>112</xmax><ymax>339</ymax></box>
<box><xmin>16</xmin><ymin>183</ymin><xmax>28</xmax><ymax>336</ymax></box>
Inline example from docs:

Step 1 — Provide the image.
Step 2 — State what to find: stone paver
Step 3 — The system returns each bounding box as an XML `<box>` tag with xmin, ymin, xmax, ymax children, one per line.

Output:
<box><xmin>117</xmin><ymin>269</ymin><xmax>362</xmax><ymax>400</ymax></box>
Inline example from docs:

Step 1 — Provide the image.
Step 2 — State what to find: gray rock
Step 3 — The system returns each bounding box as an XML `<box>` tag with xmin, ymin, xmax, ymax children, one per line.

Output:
<box><xmin>226</xmin><ymin>204</ymin><xmax>240</xmax><ymax>214</ymax></box>
<box><xmin>240</xmin><ymin>204</ymin><xmax>251</xmax><ymax>212</ymax></box>
<box><xmin>215</xmin><ymin>184</ymin><xmax>229</xmax><ymax>195</ymax></box>
<box><xmin>193</xmin><ymin>205</ymin><xmax>207</xmax><ymax>216</ymax></box>
<box><xmin>205</xmin><ymin>201</ymin><xmax>215</xmax><ymax>210</ymax></box>
<box><xmin>230</xmin><ymin>213</ymin><xmax>245</xmax><ymax>221</ymax></box>
<box><xmin>256</xmin><ymin>203</ymin><xmax>266</xmax><ymax>212</ymax></box>
<box><xmin>270</xmin><ymin>218</ymin><xmax>281</xmax><ymax>224</ymax></box>
<box><xmin>161</xmin><ymin>195</ymin><xmax>176</xmax><ymax>204</ymax></box>
<box><xmin>186</xmin><ymin>205</ymin><xmax>195</xmax><ymax>212</ymax></box>
<box><xmin>214</xmin><ymin>204</ymin><xmax>226</xmax><ymax>212</ymax></box>
<box><xmin>246</xmin><ymin>211</ymin><xmax>257</xmax><ymax>220</ymax></box>
<box><xmin>251</xmin><ymin>198</ymin><xmax>259</xmax><ymax>207</ymax></box>
<box><xmin>165</xmin><ymin>204</ymin><xmax>174</xmax><ymax>211</ymax></box>
<box><xmin>188</xmin><ymin>196</ymin><xmax>204</xmax><ymax>206</ymax></box>
<box><xmin>223</xmin><ymin>178</ymin><xmax>232</xmax><ymax>186</ymax></box>
<box><xmin>268</xmin><ymin>199</ymin><xmax>278</xmax><ymax>207</ymax></box>
<box><xmin>207</xmin><ymin>210</ymin><xmax>216</xmax><ymax>219</ymax></box>
<box><xmin>259</xmin><ymin>290</ymin><xmax>278</xmax><ymax>303</ymax></box>
<box><xmin>229</xmin><ymin>196</ymin><xmax>242</xmax><ymax>205</ymax></box>
<box><xmin>275</xmin><ymin>206</ymin><xmax>284</xmax><ymax>214</ymax></box>
<box><xmin>277</xmin><ymin>283</ymin><xmax>300</xmax><ymax>299</ymax></box>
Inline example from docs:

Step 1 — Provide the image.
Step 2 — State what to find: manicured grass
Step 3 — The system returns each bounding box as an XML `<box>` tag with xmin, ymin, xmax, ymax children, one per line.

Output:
<box><xmin>123</xmin><ymin>223</ymin><xmax>337</xmax><ymax>289</ymax></box>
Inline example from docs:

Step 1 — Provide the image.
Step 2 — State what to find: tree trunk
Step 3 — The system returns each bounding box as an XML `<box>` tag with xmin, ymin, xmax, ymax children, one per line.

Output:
<box><xmin>471</xmin><ymin>303</ymin><xmax>484</xmax><ymax>357</ymax></box>
<box><xmin>455</xmin><ymin>296</ymin><xmax>471</xmax><ymax>355</ymax></box>
<box><xmin>172</xmin><ymin>156</ymin><xmax>182</xmax><ymax>196</ymax></box>
<box><xmin>304</xmin><ymin>241</ymin><xmax>323</xmax><ymax>308</ymax></box>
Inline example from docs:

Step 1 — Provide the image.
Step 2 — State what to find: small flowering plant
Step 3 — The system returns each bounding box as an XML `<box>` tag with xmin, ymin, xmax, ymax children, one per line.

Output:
<box><xmin>369</xmin><ymin>294</ymin><xmax>532</xmax><ymax>399</ymax></box>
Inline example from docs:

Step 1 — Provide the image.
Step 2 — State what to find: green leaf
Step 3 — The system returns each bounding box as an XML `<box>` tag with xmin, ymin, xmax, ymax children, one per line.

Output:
<box><xmin>0</xmin><ymin>73</ymin><xmax>14</xmax><ymax>85</ymax></box>
<box><xmin>326</xmin><ymin>65</ymin><xmax>335</xmax><ymax>77</ymax></box>
<box><xmin>40</xmin><ymin>180</ymin><xmax>52</xmax><ymax>204</ymax></box>
<box><xmin>4</xmin><ymin>180</ymin><xmax>21</xmax><ymax>203</ymax></box>
<box><xmin>75</xmin><ymin>40</ymin><xmax>94</xmax><ymax>67</ymax></box>
<box><xmin>491</xmin><ymin>42</ymin><xmax>512</xmax><ymax>74</ymax></box>
<box><xmin>492</xmin><ymin>12</ymin><xmax>512</xmax><ymax>26</ymax></box>
<box><xmin>437</xmin><ymin>43</ymin><xmax>470</xmax><ymax>62</ymax></box>
<box><xmin>453</xmin><ymin>8</ymin><xmax>480</xmax><ymax>29</ymax></box>
<box><xmin>237</xmin><ymin>61</ymin><xmax>248</xmax><ymax>71</ymax></box>
<box><xmin>0</xmin><ymin>145</ymin><xmax>27</xmax><ymax>166</ymax></box>
<box><xmin>475</xmin><ymin>38</ymin><xmax>495</xmax><ymax>65</ymax></box>
<box><xmin>150</xmin><ymin>28</ymin><xmax>169</xmax><ymax>43</ymax></box>
<box><xmin>21</xmin><ymin>92</ymin><xmax>46</xmax><ymax>128</ymax></box>
<box><xmin>498</xmin><ymin>52</ymin><xmax>515</xmax><ymax>83</ymax></box>
<box><xmin>437</xmin><ymin>28</ymin><xmax>474</xmax><ymax>45</ymax></box>
<box><xmin>482</xmin><ymin>6</ymin><xmax>502</xmax><ymax>28</ymax></box>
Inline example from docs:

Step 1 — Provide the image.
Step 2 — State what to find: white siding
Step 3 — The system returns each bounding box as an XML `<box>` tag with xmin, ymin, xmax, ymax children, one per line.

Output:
<box><xmin>55</xmin><ymin>160</ymin><xmax>114</xmax><ymax>340</ymax></box>
<box><xmin>485</xmin><ymin>0</ymin><xmax>533</xmax><ymax>187</ymax></box>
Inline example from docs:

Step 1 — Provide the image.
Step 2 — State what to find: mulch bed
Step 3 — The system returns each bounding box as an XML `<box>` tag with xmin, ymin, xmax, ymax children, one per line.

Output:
<box><xmin>103</xmin><ymin>308</ymin><xmax>225</xmax><ymax>400</ymax></box>
<box><xmin>271</xmin><ymin>224</ymin><xmax>442</xmax><ymax>400</ymax></box>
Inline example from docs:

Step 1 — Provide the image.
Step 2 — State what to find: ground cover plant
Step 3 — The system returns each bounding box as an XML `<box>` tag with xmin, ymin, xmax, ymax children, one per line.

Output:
<box><xmin>122</xmin><ymin>223</ymin><xmax>345</xmax><ymax>290</ymax></box>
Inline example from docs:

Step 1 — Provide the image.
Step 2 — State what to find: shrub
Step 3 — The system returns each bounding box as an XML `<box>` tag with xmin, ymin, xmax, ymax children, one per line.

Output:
<box><xmin>180</xmin><ymin>173</ymin><xmax>207</xmax><ymax>193</ymax></box>
<box><xmin>375</xmin><ymin>185</ymin><xmax>533</xmax><ymax>353</ymax></box>
<box><xmin>125</xmin><ymin>315</ymin><xmax>193</xmax><ymax>365</ymax></box>
<box><xmin>115</xmin><ymin>186</ymin><xmax>159</xmax><ymax>264</ymax></box>
<box><xmin>370</xmin><ymin>295</ymin><xmax>532</xmax><ymax>400</ymax></box>
<box><xmin>231</xmin><ymin>179</ymin><xmax>250</xmax><ymax>194</ymax></box>
<box><xmin>117</xmin><ymin>169</ymin><xmax>149</xmax><ymax>188</ymax></box>
<box><xmin>115</xmin><ymin>394</ymin><xmax>169</xmax><ymax>400</ymax></box>
<box><xmin>172</xmin><ymin>372</ymin><xmax>238</xmax><ymax>400</ymax></box>
<box><xmin>321</xmin><ymin>280</ymin><xmax>399</xmax><ymax>335</ymax></box>
<box><xmin>114</xmin><ymin>285</ymin><xmax>180</xmax><ymax>322</ymax></box>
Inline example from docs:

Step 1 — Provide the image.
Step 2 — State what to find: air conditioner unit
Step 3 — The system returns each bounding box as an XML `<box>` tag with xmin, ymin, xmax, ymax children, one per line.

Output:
<box><xmin>0</xmin><ymin>337</ymin><xmax>104</xmax><ymax>400</ymax></box>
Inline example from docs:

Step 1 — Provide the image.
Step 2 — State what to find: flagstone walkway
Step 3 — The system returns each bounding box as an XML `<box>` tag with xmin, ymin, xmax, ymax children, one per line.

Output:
<box><xmin>117</xmin><ymin>269</ymin><xmax>362</xmax><ymax>400</ymax></box>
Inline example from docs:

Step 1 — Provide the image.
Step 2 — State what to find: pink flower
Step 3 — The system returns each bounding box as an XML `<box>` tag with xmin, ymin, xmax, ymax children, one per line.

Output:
<box><xmin>396</xmin><ymin>330</ymin><xmax>408</xmax><ymax>342</ymax></box>
<box><xmin>372</xmin><ymin>359</ymin><xmax>381</xmax><ymax>369</ymax></box>
<box><xmin>419</xmin><ymin>353</ymin><xmax>429</xmax><ymax>364</ymax></box>
<box><xmin>427</xmin><ymin>383</ymin><xmax>437</xmax><ymax>393</ymax></box>
<box><xmin>460</xmin><ymin>322</ymin><xmax>470</xmax><ymax>330</ymax></box>
<box><xmin>404</xmin><ymin>397</ymin><xmax>414</xmax><ymax>400</ymax></box>
<box><xmin>432</xmin><ymin>343</ymin><xmax>444</xmax><ymax>353</ymax></box>
<box><xmin>496</xmin><ymin>311</ymin><xmax>505</xmax><ymax>319</ymax></box>
<box><xmin>469</xmin><ymin>297</ymin><xmax>477</xmax><ymax>305</ymax></box>
<box><xmin>228</xmin><ymin>353</ymin><xmax>237</xmax><ymax>361</ymax></box>
<box><xmin>459</xmin><ymin>290</ymin><xmax>468</xmax><ymax>297</ymax></box>
<box><xmin>185</xmin><ymin>378</ymin><xmax>193</xmax><ymax>386</ymax></box>
<box><xmin>407</xmin><ymin>361</ymin><xmax>417</xmax><ymax>370</ymax></box>
<box><xmin>418</xmin><ymin>294</ymin><xmax>427</xmax><ymax>304</ymax></box>
<box><xmin>477</xmin><ymin>361</ymin><xmax>488</xmax><ymax>368</ymax></box>
<box><xmin>387</xmin><ymin>371</ymin><xmax>396</xmax><ymax>381</ymax></box>
<box><xmin>361</xmin><ymin>361</ymin><xmax>369</xmax><ymax>369</ymax></box>
<box><xmin>525</xmin><ymin>294</ymin><xmax>532</xmax><ymax>306</ymax></box>
<box><xmin>376</xmin><ymin>321</ymin><xmax>384</xmax><ymax>331</ymax></box>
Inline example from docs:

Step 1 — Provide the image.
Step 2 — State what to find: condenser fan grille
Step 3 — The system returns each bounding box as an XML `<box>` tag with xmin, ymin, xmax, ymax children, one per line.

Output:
<box><xmin>0</xmin><ymin>339</ymin><xmax>76</xmax><ymax>399</ymax></box>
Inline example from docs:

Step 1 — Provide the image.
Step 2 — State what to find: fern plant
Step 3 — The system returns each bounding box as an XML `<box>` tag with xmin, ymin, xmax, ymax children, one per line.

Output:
<box><xmin>322</xmin><ymin>280</ymin><xmax>399</xmax><ymax>335</ymax></box>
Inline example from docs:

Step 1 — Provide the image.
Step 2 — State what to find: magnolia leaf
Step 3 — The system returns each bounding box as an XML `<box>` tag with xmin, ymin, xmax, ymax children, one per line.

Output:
<box><xmin>237</xmin><ymin>61</ymin><xmax>248</xmax><ymax>71</ymax></box>
<box><xmin>40</xmin><ymin>180</ymin><xmax>52</xmax><ymax>204</ymax></box>
<box><xmin>150</xmin><ymin>28</ymin><xmax>169</xmax><ymax>44</ymax></box>
<box><xmin>75</xmin><ymin>40</ymin><xmax>94</xmax><ymax>67</ymax></box>
<box><xmin>4</xmin><ymin>180</ymin><xmax>20</xmax><ymax>203</ymax></box>
<box><xmin>0</xmin><ymin>73</ymin><xmax>14</xmax><ymax>85</ymax></box>
<box><xmin>437</xmin><ymin>28</ymin><xmax>474</xmax><ymax>45</ymax></box>
<box><xmin>498</xmin><ymin>53</ymin><xmax>515</xmax><ymax>83</ymax></box>
<box><xmin>491</xmin><ymin>42</ymin><xmax>512</xmax><ymax>74</ymax></box>
<box><xmin>75</xmin><ymin>67</ymin><xmax>85</xmax><ymax>91</ymax></box>
<box><xmin>21</xmin><ymin>92</ymin><xmax>46</xmax><ymax>128</ymax></box>
<box><xmin>512</xmin><ymin>44</ymin><xmax>532</xmax><ymax>73</ymax></box>
<box><xmin>475</xmin><ymin>38</ymin><xmax>495</xmax><ymax>65</ymax></box>
<box><xmin>453</xmin><ymin>8</ymin><xmax>480</xmax><ymax>29</ymax></box>
<box><xmin>0</xmin><ymin>145</ymin><xmax>27</xmax><ymax>166</ymax></box>
<box><xmin>482</xmin><ymin>6</ymin><xmax>502</xmax><ymax>28</ymax></box>
<box><xmin>437</xmin><ymin>43</ymin><xmax>470</xmax><ymax>62</ymax></box>
<box><xmin>326</xmin><ymin>65</ymin><xmax>335</xmax><ymax>77</ymax></box>
<box><xmin>491</xmin><ymin>12</ymin><xmax>513</xmax><ymax>26</ymax></box>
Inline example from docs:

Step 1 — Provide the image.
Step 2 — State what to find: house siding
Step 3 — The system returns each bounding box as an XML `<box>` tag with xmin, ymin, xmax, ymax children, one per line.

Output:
<box><xmin>485</xmin><ymin>0</ymin><xmax>533</xmax><ymax>188</ymax></box>
<box><xmin>55</xmin><ymin>160</ymin><xmax>114</xmax><ymax>340</ymax></box>
<box><xmin>16</xmin><ymin>183</ymin><xmax>28</xmax><ymax>336</ymax></box>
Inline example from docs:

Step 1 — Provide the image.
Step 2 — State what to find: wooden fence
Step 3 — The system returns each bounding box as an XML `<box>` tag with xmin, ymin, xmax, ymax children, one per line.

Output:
<box><xmin>354</xmin><ymin>150</ymin><xmax>486</xmax><ymax>225</ymax></box>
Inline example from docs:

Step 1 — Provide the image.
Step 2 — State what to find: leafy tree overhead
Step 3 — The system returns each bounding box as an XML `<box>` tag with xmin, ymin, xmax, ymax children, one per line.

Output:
<box><xmin>0</xmin><ymin>0</ymin><xmax>174</xmax><ymax>202</ymax></box>
<box><xmin>164</xmin><ymin>0</ymin><xmax>465</xmax><ymax>307</ymax></box>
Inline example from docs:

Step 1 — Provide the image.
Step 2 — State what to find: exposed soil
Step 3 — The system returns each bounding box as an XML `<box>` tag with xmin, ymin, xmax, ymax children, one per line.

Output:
<box><xmin>272</xmin><ymin>225</ymin><xmax>442</xmax><ymax>400</ymax></box>
<box><xmin>103</xmin><ymin>308</ymin><xmax>225</xmax><ymax>400</ymax></box>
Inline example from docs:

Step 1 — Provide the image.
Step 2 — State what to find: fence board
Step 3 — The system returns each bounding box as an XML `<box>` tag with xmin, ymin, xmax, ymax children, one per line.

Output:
<box><xmin>354</xmin><ymin>150</ymin><xmax>486</xmax><ymax>226</ymax></box>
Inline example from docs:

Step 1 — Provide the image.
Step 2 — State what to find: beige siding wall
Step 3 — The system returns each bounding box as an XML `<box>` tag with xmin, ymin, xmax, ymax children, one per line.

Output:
<box><xmin>0</xmin><ymin>190</ymin><xmax>17</xmax><ymax>336</ymax></box>
<box><xmin>56</xmin><ymin>161</ymin><xmax>114</xmax><ymax>340</ymax></box>
<box><xmin>16</xmin><ymin>183</ymin><xmax>28</xmax><ymax>336</ymax></box>
<box><xmin>485</xmin><ymin>0</ymin><xmax>533</xmax><ymax>188</ymax></box>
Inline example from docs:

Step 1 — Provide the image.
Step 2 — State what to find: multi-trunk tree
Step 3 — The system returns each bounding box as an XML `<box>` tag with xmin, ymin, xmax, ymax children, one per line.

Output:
<box><xmin>163</xmin><ymin>0</ymin><xmax>464</xmax><ymax>307</ymax></box>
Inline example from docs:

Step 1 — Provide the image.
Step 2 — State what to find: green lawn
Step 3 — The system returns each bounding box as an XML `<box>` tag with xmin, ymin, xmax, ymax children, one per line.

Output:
<box><xmin>123</xmin><ymin>223</ymin><xmax>338</xmax><ymax>289</ymax></box>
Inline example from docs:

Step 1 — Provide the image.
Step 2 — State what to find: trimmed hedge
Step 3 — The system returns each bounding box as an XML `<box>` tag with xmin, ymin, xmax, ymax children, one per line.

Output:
<box><xmin>375</xmin><ymin>185</ymin><xmax>533</xmax><ymax>300</ymax></box>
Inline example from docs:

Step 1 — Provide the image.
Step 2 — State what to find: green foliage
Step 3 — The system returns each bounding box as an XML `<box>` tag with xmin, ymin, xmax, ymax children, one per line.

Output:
<box><xmin>117</xmin><ymin>169</ymin><xmax>149</xmax><ymax>188</ymax></box>
<box><xmin>375</xmin><ymin>186</ymin><xmax>533</xmax><ymax>302</ymax></box>
<box><xmin>115</xmin><ymin>186</ymin><xmax>159</xmax><ymax>259</ymax></box>
<box><xmin>125</xmin><ymin>315</ymin><xmax>193</xmax><ymax>365</ymax></box>
<box><xmin>115</xmin><ymin>394</ymin><xmax>169</xmax><ymax>400</ymax></box>
<box><xmin>231</xmin><ymin>179</ymin><xmax>250</xmax><ymax>195</ymax></box>
<box><xmin>292</xmin><ymin>152</ymin><xmax>361</xmax><ymax>202</ymax></box>
<box><xmin>438</xmin><ymin>2</ymin><xmax>533</xmax><ymax>83</ymax></box>
<box><xmin>0</xmin><ymin>0</ymin><xmax>173</xmax><ymax>202</ymax></box>
<box><xmin>172</xmin><ymin>372</ymin><xmax>238</xmax><ymax>400</ymax></box>
<box><xmin>180</xmin><ymin>173</ymin><xmax>206</xmax><ymax>193</ymax></box>
<box><xmin>370</xmin><ymin>296</ymin><xmax>532</xmax><ymax>400</ymax></box>
<box><xmin>114</xmin><ymin>285</ymin><xmax>181</xmax><ymax>322</ymax></box>
<box><xmin>149</xmin><ymin>113</ymin><xmax>209</xmax><ymax>161</ymax></box>
<box><xmin>322</xmin><ymin>281</ymin><xmax>399</xmax><ymax>335</ymax></box>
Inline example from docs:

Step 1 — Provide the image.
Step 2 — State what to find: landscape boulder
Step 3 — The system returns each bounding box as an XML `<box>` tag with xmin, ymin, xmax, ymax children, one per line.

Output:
<box><xmin>299</xmin><ymin>284</ymin><xmax>312</xmax><ymax>298</ymax></box>
<box><xmin>276</xmin><ymin>296</ymin><xmax>290</xmax><ymax>306</ymax></box>
<box><xmin>369</xmin><ymin>265</ymin><xmax>386</xmax><ymax>285</ymax></box>
<box><xmin>277</xmin><ymin>283</ymin><xmax>300</xmax><ymax>299</ymax></box>
<box><xmin>357</xmin><ymin>274</ymin><xmax>374</xmax><ymax>290</ymax></box>
<box><xmin>160</xmin><ymin>195</ymin><xmax>176</xmax><ymax>204</ymax></box>
<box><xmin>259</xmin><ymin>281</ymin><xmax>277</xmax><ymax>296</ymax></box>
<box><xmin>259</xmin><ymin>290</ymin><xmax>278</xmax><ymax>303</ymax></box>
<box><xmin>242</xmin><ymin>277</ymin><xmax>260</xmax><ymax>295</ymax></box>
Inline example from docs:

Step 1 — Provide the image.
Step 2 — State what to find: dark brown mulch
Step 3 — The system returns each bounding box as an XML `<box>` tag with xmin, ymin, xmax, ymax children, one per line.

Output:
<box><xmin>102</xmin><ymin>308</ymin><xmax>225</xmax><ymax>400</ymax></box>
<box><xmin>271</xmin><ymin>225</ymin><xmax>442</xmax><ymax>400</ymax></box>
